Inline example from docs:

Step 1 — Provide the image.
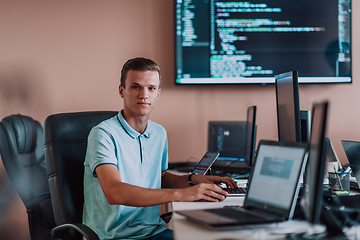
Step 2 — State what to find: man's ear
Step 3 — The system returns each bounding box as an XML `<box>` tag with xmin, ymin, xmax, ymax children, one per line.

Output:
<box><xmin>157</xmin><ymin>88</ymin><xmax>161</xmax><ymax>99</ymax></box>
<box><xmin>119</xmin><ymin>85</ymin><xmax>124</xmax><ymax>98</ymax></box>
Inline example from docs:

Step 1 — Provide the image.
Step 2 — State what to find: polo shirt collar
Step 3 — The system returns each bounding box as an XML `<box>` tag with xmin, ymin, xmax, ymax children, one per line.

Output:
<box><xmin>117</xmin><ymin>111</ymin><xmax>150</xmax><ymax>139</ymax></box>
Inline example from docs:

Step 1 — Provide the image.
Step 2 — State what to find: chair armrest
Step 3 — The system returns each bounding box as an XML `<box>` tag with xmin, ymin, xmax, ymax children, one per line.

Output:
<box><xmin>160</xmin><ymin>211</ymin><xmax>173</xmax><ymax>224</ymax></box>
<box><xmin>51</xmin><ymin>223</ymin><xmax>99</xmax><ymax>240</ymax></box>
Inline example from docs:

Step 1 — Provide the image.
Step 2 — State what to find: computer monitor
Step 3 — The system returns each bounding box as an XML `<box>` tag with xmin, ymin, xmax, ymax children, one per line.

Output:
<box><xmin>229</xmin><ymin>106</ymin><xmax>257</xmax><ymax>170</ymax></box>
<box><xmin>208</xmin><ymin>121</ymin><xmax>246</xmax><ymax>164</ymax></box>
<box><xmin>275</xmin><ymin>71</ymin><xmax>302</xmax><ymax>143</ymax></box>
<box><xmin>209</xmin><ymin>105</ymin><xmax>257</xmax><ymax>175</ymax></box>
<box><xmin>174</xmin><ymin>1</ymin><xmax>352</xmax><ymax>85</ymax></box>
<box><xmin>301</xmin><ymin>101</ymin><xmax>328</xmax><ymax>224</ymax></box>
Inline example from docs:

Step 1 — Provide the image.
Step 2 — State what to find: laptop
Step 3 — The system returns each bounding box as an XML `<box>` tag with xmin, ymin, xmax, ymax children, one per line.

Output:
<box><xmin>341</xmin><ymin>140</ymin><xmax>360</xmax><ymax>189</ymax></box>
<box><xmin>176</xmin><ymin>140</ymin><xmax>309</xmax><ymax>230</ymax></box>
<box><xmin>323</xmin><ymin>138</ymin><xmax>343</xmax><ymax>179</ymax></box>
<box><xmin>326</xmin><ymin>138</ymin><xmax>342</xmax><ymax>169</ymax></box>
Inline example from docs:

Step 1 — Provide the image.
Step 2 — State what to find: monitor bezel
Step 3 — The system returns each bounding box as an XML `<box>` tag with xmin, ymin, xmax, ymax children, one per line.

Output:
<box><xmin>301</xmin><ymin>101</ymin><xmax>328</xmax><ymax>224</ymax></box>
<box><xmin>229</xmin><ymin>105</ymin><xmax>257</xmax><ymax>170</ymax></box>
<box><xmin>275</xmin><ymin>70</ymin><xmax>302</xmax><ymax>143</ymax></box>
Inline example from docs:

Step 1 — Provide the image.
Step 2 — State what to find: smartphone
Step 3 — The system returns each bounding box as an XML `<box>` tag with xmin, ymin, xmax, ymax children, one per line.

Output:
<box><xmin>192</xmin><ymin>152</ymin><xmax>220</xmax><ymax>175</ymax></box>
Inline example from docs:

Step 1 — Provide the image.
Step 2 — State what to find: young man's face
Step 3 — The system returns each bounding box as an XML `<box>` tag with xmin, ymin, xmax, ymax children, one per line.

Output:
<box><xmin>119</xmin><ymin>70</ymin><xmax>161</xmax><ymax>118</ymax></box>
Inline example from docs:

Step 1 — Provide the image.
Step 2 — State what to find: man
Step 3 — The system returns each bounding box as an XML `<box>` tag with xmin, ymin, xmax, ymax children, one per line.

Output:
<box><xmin>83</xmin><ymin>57</ymin><xmax>237</xmax><ymax>240</ymax></box>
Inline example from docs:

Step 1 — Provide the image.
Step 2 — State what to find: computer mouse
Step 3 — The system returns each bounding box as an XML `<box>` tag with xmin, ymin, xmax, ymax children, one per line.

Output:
<box><xmin>218</xmin><ymin>195</ymin><xmax>227</xmax><ymax>202</ymax></box>
<box><xmin>195</xmin><ymin>195</ymin><xmax>226</xmax><ymax>202</ymax></box>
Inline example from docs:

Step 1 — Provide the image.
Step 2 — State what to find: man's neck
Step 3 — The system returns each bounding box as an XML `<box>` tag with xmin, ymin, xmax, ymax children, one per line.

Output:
<box><xmin>121</xmin><ymin>110</ymin><xmax>148</xmax><ymax>134</ymax></box>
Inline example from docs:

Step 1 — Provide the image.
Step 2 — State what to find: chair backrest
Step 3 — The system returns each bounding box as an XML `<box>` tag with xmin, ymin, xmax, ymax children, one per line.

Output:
<box><xmin>44</xmin><ymin>111</ymin><xmax>117</xmax><ymax>229</ymax></box>
<box><xmin>0</xmin><ymin>114</ymin><xmax>56</xmax><ymax>240</ymax></box>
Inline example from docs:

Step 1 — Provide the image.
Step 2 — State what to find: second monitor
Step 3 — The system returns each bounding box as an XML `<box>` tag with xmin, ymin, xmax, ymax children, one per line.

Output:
<box><xmin>275</xmin><ymin>70</ymin><xmax>302</xmax><ymax>143</ymax></box>
<box><xmin>275</xmin><ymin>70</ymin><xmax>311</xmax><ymax>143</ymax></box>
<box><xmin>208</xmin><ymin>106</ymin><xmax>257</xmax><ymax>176</ymax></box>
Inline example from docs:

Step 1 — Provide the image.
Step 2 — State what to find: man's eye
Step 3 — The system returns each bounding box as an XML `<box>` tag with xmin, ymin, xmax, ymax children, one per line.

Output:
<box><xmin>132</xmin><ymin>86</ymin><xmax>139</xmax><ymax>89</ymax></box>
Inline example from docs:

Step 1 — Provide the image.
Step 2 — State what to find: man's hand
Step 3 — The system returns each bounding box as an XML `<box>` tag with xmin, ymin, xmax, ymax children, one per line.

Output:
<box><xmin>161</xmin><ymin>171</ymin><xmax>239</xmax><ymax>203</ymax></box>
<box><xmin>173</xmin><ymin>175</ymin><xmax>238</xmax><ymax>202</ymax></box>
<box><xmin>175</xmin><ymin>183</ymin><xmax>228</xmax><ymax>202</ymax></box>
<box><xmin>191</xmin><ymin>174</ymin><xmax>238</xmax><ymax>189</ymax></box>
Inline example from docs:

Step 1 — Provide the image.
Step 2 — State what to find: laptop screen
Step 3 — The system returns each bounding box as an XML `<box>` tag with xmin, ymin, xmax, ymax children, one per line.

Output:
<box><xmin>342</xmin><ymin>140</ymin><xmax>360</xmax><ymax>187</ymax></box>
<box><xmin>246</xmin><ymin>143</ymin><xmax>307</xmax><ymax>210</ymax></box>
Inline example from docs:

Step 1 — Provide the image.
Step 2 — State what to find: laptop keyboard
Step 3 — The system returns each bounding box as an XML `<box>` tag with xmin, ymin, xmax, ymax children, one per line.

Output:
<box><xmin>204</xmin><ymin>207</ymin><xmax>263</xmax><ymax>221</ymax></box>
<box><xmin>224</xmin><ymin>187</ymin><xmax>246</xmax><ymax>194</ymax></box>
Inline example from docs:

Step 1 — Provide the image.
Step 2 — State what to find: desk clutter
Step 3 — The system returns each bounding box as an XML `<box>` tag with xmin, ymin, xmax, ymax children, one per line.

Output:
<box><xmin>173</xmin><ymin>174</ymin><xmax>360</xmax><ymax>240</ymax></box>
<box><xmin>169</xmin><ymin>136</ymin><xmax>360</xmax><ymax>238</ymax></box>
<box><xmin>328</xmin><ymin>167</ymin><xmax>351</xmax><ymax>195</ymax></box>
<box><xmin>171</xmin><ymin>100</ymin><xmax>360</xmax><ymax>239</ymax></box>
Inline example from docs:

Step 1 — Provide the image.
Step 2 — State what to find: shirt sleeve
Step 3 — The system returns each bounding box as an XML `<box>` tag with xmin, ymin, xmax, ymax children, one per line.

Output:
<box><xmin>161</xmin><ymin>132</ymin><xmax>169</xmax><ymax>172</ymax></box>
<box><xmin>86</xmin><ymin>126</ymin><xmax>118</xmax><ymax>177</ymax></box>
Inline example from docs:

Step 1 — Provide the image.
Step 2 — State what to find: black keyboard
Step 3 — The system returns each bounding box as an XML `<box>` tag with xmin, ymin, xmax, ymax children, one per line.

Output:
<box><xmin>224</xmin><ymin>187</ymin><xmax>246</xmax><ymax>194</ymax></box>
<box><xmin>205</xmin><ymin>207</ymin><xmax>262</xmax><ymax>221</ymax></box>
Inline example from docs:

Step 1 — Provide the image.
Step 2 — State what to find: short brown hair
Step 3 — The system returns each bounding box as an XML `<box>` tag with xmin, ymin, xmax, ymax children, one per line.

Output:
<box><xmin>120</xmin><ymin>57</ymin><xmax>161</xmax><ymax>88</ymax></box>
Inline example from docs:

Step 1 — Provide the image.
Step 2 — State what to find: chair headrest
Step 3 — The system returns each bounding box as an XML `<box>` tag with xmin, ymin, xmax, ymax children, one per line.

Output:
<box><xmin>44</xmin><ymin>111</ymin><xmax>118</xmax><ymax>144</ymax></box>
<box><xmin>2</xmin><ymin>115</ymin><xmax>39</xmax><ymax>154</ymax></box>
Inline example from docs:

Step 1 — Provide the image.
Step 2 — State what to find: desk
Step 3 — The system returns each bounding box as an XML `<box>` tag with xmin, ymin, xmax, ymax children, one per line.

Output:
<box><xmin>167</xmin><ymin>173</ymin><xmax>360</xmax><ymax>239</ymax></box>
<box><xmin>170</xmin><ymin>197</ymin><xmax>328</xmax><ymax>240</ymax></box>
<box><xmin>170</xmin><ymin>197</ymin><xmax>360</xmax><ymax>240</ymax></box>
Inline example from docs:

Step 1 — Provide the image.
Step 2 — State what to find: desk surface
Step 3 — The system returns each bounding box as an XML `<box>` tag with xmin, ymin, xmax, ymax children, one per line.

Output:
<box><xmin>170</xmin><ymin>197</ymin><xmax>329</xmax><ymax>240</ymax></box>
<box><xmin>170</xmin><ymin>198</ymin><xmax>360</xmax><ymax>240</ymax></box>
<box><xmin>170</xmin><ymin>195</ymin><xmax>360</xmax><ymax>240</ymax></box>
<box><xmin>168</xmin><ymin>174</ymin><xmax>360</xmax><ymax>239</ymax></box>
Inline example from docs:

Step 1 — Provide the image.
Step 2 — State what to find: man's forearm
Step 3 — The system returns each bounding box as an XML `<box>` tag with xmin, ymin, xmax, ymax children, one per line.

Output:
<box><xmin>106</xmin><ymin>182</ymin><xmax>183</xmax><ymax>207</ymax></box>
<box><xmin>161</xmin><ymin>171</ymin><xmax>190</xmax><ymax>188</ymax></box>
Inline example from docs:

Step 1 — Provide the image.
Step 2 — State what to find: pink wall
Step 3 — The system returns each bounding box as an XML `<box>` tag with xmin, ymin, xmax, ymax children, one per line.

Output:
<box><xmin>0</xmin><ymin>1</ymin><xmax>359</xmax><ymax>238</ymax></box>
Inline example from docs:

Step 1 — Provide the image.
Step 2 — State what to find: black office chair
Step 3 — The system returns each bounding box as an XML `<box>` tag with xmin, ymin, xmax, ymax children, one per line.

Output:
<box><xmin>44</xmin><ymin>111</ymin><xmax>172</xmax><ymax>240</ymax></box>
<box><xmin>0</xmin><ymin>114</ymin><xmax>57</xmax><ymax>240</ymax></box>
<box><xmin>44</xmin><ymin>111</ymin><xmax>117</xmax><ymax>240</ymax></box>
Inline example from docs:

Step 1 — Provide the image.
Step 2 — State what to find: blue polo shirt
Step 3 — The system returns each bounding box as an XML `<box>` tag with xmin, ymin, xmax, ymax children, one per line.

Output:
<box><xmin>83</xmin><ymin>111</ymin><xmax>168</xmax><ymax>240</ymax></box>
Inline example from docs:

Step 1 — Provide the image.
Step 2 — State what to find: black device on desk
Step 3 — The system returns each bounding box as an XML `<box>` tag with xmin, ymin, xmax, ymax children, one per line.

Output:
<box><xmin>301</xmin><ymin>102</ymin><xmax>328</xmax><ymax>225</ymax></box>
<box><xmin>209</xmin><ymin>105</ymin><xmax>257</xmax><ymax>177</ymax></box>
<box><xmin>296</xmin><ymin>101</ymin><xmax>344</xmax><ymax>238</ymax></box>
<box><xmin>191</xmin><ymin>152</ymin><xmax>219</xmax><ymax>175</ymax></box>
<box><xmin>168</xmin><ymin>152</ymin><xmax>219</xmax><ymax>174</ymax></box>
<box><xmin>275</xmin><ymin>71</ymin><xmax>302</xmax><ymax>143</ymax></box>
<box><xmin>294</xmin><ymin>102</ymin><xmax>360</xmax><ymax>239</ymax></box>
<box><xmin>342</xmin><ymin>140</ymin><xmax>360</xmax><ymax>190</ymax></box>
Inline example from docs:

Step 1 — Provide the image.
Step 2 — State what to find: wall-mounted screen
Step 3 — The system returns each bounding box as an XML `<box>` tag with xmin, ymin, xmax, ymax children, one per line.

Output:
<box><xmin>175</xmin><ymin>0</ymin><xmax>351</xmax><ymax>85</ymax></box>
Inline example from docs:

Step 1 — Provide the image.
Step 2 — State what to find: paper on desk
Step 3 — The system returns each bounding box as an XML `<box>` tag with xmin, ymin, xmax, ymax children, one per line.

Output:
<box><xmin>213</xmin><ymin>220</ymin><xmax>326</xmax><ymax>240</ymax></box>
<box><xmin>343</xmin><ymin>225</ymin><xmax>360</xmax><ymax>239</ymax></box>
<box><xmin>266</xmin><ymin>220</ymin><xmax>325</xmax><ymax>235</ymax></box>
<box><xmin>214</xmin><ymin>228</ymin><xmax>286</xmax><ymax>240</ymax></box>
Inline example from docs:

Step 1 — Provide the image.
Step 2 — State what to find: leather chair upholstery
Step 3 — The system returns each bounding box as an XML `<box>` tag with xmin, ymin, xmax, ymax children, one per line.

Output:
<box><xmin>0</xmin><ymin>114</ymin><xmax>56</xmax><ymax>240</ymax></box>
<box><xmin>44</xmin><ymin>111</ymin><xmax>117</xmax><ymax>240</ymax></box>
